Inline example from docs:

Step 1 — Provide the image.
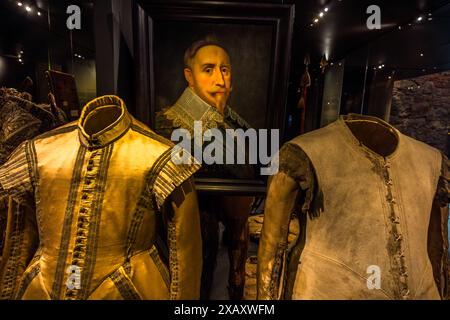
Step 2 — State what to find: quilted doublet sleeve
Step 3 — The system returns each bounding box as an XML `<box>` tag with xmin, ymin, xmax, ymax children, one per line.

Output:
<box><xmin>152</xmin><ymin>147</ymin><xmax>202</xmax><ymax>299</ymax></box>
<box><xmin>0</xmin><ymin>141</ymin><xmax>35</xmax><ymax>203</ymax></box>
<box><xmin>434</xmin><ymin>153</ymin><xmax>449</xmax><ymax>208</ymax></box>
<box><xmin>257</xmin><ymin>142</ymin><xmax>316</xmax><ymax>300</ymax></box>
<box><xmin>428</xmin><ymin>153</ymin><xmax>449</xmax><ymax>300</ymax></box>
<box><xmin>0</xmin><ymin>141</ymin><xmax>38</xmax><ymax>299</ymax></box>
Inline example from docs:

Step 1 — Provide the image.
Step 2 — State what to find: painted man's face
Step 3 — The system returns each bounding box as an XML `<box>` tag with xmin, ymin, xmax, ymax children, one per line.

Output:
<box><xmin>184</xmin><ymin>45</ymin><xmax>232</xmax><ymax>114</ymax></box>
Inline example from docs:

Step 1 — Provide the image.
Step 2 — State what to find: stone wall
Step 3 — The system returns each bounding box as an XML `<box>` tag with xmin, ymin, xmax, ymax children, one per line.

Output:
<box><xmin>390</xmin><ymin>71</ymin><xmax>449</xmax><ymax>156</ymax></box>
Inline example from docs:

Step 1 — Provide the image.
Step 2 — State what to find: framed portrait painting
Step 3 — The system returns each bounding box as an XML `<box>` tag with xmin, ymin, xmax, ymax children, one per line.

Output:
<box><xmin>134</xmin><ymin>0</ymin><xmax>294</xmax><ymax>194</ymax></box>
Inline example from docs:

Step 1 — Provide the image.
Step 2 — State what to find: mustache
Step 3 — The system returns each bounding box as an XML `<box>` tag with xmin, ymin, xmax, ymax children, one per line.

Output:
<box><xmin>209</xmin><ymin>90</ymin><xmax>228</xmax><ymax>94</ymax></box>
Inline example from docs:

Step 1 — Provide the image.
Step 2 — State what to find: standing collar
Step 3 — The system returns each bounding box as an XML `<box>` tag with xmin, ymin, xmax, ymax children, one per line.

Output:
<box><xmin>176</xmin><ymin>87</ymin><xmax>218</xmax><ymax>118</ymax></box>
<box><xmin>338</xmin><ymin>113</ymin><xmax>401</xmax><ymax>158</ymax></box>
<box><xmin>164</xmin><ymin>87</ymin><xmax>226</xmax><ymax>134</ymax></box>
<box><xmin>78</xmin><ymin>95</ymin><xmax>132</xmax><ymax>148</ymax></box>
<box><xmin>176</xmin><ymin>87</ymin><xmax>235</xmax><ymax>119</ymax></box>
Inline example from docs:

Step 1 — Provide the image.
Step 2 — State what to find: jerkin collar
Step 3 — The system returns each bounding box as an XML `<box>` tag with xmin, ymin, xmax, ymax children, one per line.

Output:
<box><xmin>339</xmin><ymin>113</ymin><xmax>400</xmax><ymax>158</ymax></box>
<box><xmin>78</xmin><ymin>95</ymin><xmax>132</xmax><ymax>148</ymax></box>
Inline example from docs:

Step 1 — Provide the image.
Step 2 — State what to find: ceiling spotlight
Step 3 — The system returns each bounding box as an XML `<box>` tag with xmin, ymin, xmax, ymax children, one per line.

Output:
<box><xmin>388</xmin><ymin>76</ymin><xmax>392</xmax><ymax>79</ymax></box>
<box><xmin>324</xmin><ymin>7</ymin><xmax>329</xmax><ymax>12</ymax></box>
<box><xmin>37</xmin><ymin>11</ymin><xmax>41</xmax><ymax>16</ymax></box>
<box><xmin>319</xmin><ymin>12</ymin><xmax>324</xmax><ymax>18</ymax></box>
<box><xmin>18</xmin><ymin>58</ymin><xmax>23</xmax><ymax>62</ymax></box>
<box><xmin>420</xmin><ymin>53</ymin><xmax>424</xmax><ymax>57</ymax></box>
<box><xmin>428</xmin><ymin>17</ymin><xmax>433</xmax><ymax>21</ymax></box>
<box><xmin>417</xmin><ymin>16</ymin><xmax>423</xmax><ymax>22</ymax></box>
<box><xmin>25</xmin><ymin>6</ymin><xmax>32</xmax><ymax>12</ymax></box>
<box><xmin>17</xmin><ymin>2</ymin><xmax>23</xmax><ymax>6</ymax></box>
<box><xmin>314</xmin><ymin>18</ymin><xmax>319</xmax><ymax>23</ymax></box>
<box><xmin>428</xmin><ymin>13</ymin><xmax>432</xmax><ymax>16</ymax></box>
<box><xmin>422</xmin><ymin>69</ymin><xmax>426</xmax><ymax>72</ymax></box>
<box><xmin>398</xmin><ymin>26</ymin><xmax>402</xmax><ymax>30</ymax></box>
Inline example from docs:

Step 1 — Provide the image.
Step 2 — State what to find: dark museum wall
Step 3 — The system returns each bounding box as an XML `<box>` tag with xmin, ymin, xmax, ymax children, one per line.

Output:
<box><xmin>0</xmin><ymin>0</ymin><xmax>96</xmax><ymax>105</ymax></box>
<box><xmin>390</xmin><ymin>71</ymin><xmax>450</xmax><ymax>156</ymax></box>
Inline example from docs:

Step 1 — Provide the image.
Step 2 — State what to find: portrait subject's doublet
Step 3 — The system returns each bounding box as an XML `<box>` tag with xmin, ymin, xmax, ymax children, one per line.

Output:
<box><xmin>258</xmin><ymin>114</ymin><xmax>449</xmax><ymax>300</ymax></box>
<box><xmin>155</xmin><ymin>87</ymin><xmax>255</xmax><ymax>179</ymax></box>
<box><xmin>0</xmin><ymin>95</ymin><xmax>202</xmax><ymax>300</ymax></box>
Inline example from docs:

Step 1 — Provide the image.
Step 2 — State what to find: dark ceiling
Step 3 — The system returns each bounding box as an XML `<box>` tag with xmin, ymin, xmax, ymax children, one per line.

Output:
<box><xmin>291</xmin><ymin>0</ymin><xmax>450</xmax><ymax>79</ymax></box>
<box><xmin>0</xmin><ymin>0</ymin><xmax>95</xmax><ymax>63</ymax></box>
<box><xmin>0</xmin><ymin>0</ymin><xmax>449</xmax><ymax>82</ymax></box>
